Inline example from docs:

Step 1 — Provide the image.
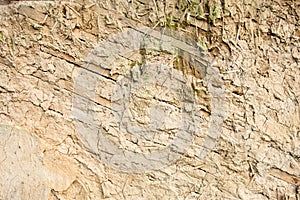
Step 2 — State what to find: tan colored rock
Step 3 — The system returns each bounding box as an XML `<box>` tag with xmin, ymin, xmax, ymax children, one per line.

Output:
<box><xmin>0</xmin><ymin>0</ymin><xmax>299</xmax><ymax>199</ymax></box>
<box><xmin>0</xmin><ymin>125</ymin><xmax>49</xmax><ymax>199</ymax></box>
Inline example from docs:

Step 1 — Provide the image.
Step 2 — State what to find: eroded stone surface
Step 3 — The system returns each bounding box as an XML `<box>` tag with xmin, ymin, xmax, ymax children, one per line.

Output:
<box><xmin>0</xmin><ymin>0</ymin><xmax>299</xmax><ymax>199</ymax></box>
<box><xmin>0</xmin><ymin>125</ymin><xmax>48</xmax><ymax>199</ymax></box>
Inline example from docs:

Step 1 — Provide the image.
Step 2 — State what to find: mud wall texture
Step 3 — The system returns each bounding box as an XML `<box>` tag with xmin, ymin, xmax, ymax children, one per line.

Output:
<box><xmin>0</xmin><ymin>0</ymin><xmax>299</xmax><ymax>199</ymax></box>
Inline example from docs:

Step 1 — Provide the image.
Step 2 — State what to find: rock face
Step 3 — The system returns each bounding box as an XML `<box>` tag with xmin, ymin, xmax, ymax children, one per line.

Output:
<box><xmin>0</xmin><ymin>0</ymin><xmax>299</xmax><ymax>199</ymax></box>
<box><xmin>0</xmin><ymin>125</ymin><xmax>48</xmax><ymax>199</ymax></box>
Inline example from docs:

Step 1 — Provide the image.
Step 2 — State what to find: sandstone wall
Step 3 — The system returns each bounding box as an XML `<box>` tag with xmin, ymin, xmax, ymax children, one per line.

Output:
<box><xmin>0</xmin><ymin>0</ymin><xmax>299</xmax><ymax>199</ymax></box>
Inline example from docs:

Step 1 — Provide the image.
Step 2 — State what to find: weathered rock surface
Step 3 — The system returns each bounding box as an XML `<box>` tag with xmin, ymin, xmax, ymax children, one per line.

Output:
<box><xmin>0</xmin><ymin>0</ymin><xmax>299</xmax><ymax>199</ymax></box>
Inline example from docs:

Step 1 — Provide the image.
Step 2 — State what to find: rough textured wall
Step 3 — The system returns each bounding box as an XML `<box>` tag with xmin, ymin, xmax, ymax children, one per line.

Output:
<box><xmin>0</xmin><ymin>0</ymin><xmax>299</xmax><ymax>199</ymax></box>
